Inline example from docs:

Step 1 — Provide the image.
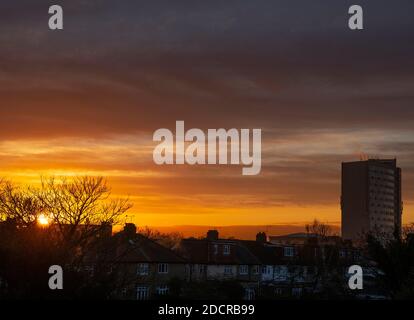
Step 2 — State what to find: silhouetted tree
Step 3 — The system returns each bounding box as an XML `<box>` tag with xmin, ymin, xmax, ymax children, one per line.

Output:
<box><xmin>305</xmin><ymin>220</ymin><xmax>351</xmax><ymax>299</ymax></box>
<box><xmin>306</xmin><ymin>219</ymin><xmax>334</xmax><ymax>239</ymax></box>
<box><xmin>0</xmin><ymin>180</ymin><xmax>43</xmax><ymax>226</ymax></box>
<box><xmin>366</xmin><ymin>232</ymin><xmax>414</xmax><ymax>299</ymax></box>
<box><xmin>138</xmin><ymin>227</ymin><xmax>183</xmax><ymax>249</ymax></box>
<box><xmin>37</xmin><ymin>176</ymin><xmax>132</xmax><ymax>264</ymax></box>
<box><xmin>0</xmin><ymin>176</ymin><xmax>132</xmax><ymax>299</ymax></box>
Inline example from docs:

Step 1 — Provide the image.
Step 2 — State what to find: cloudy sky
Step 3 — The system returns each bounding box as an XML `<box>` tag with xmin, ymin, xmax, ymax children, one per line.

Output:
<box><xmin>1</xmin><ymin>0</ymin><xmax>414</xmax><ymax>227</ymax></box>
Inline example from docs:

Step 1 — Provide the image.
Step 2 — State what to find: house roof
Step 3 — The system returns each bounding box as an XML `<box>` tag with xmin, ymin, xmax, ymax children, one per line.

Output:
<box><xmin>178</xmin><ymin>239</ymin><xmax>209</xmax><ymax>264</ymax></box>
<box><xmin>269</xmin><ymin>233</ymin><xmax>317</xmax><ymax>239</ymax></box>
<box><xmin>178</xmin><ymin>239</ymin><xmax>260</xmax><ymax>265</ymax></box>
<box><xmin>239</xmin><ymin>240</ymin><xmax>283</xmax><ymax>265</ymax></box>
<box><xmin>106</xmin><ymin>233</ymin><xmax>186</xmax><ymax>264</ymax></box>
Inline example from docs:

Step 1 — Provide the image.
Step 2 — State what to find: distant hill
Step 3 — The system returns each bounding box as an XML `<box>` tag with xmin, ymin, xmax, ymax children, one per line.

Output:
<box><xmin>146</xmin><ymin>224</ymin><xmax>341</xmax><ymax>240</ymax></box>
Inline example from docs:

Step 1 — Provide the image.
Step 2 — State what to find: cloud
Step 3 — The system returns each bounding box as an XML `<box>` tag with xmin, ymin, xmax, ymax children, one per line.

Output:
<box><xmin>1</xmin><ymin>0</ymin><xmax>414</xmax><ymax>224</ymax></box>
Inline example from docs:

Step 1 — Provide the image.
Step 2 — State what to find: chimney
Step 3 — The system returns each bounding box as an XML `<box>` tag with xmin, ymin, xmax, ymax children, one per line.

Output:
<box><xmin>99</xmin><ymin>222</ymin><xmax>113</xmax><ymax>239</ymax></box>
<box><xmin>124</xmin><ymin>223</ymin><xmax>137</xmax><ymax>239</ymax></box>
<box><xmin>256</xmin><ymin>232</ymin><xmax>267</xmax><ymax>243</ymax></box>
<box><xmin>207</xmin><ymin>230</ymin><xmax>219</xmax><ymax>241</ymax></box>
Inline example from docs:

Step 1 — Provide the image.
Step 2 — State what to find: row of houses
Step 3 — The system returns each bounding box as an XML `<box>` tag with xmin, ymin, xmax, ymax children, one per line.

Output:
<box><xmin>85</xmin><ymin>224</ymin><xmax>361</xmax><ymax>300</ymax></box>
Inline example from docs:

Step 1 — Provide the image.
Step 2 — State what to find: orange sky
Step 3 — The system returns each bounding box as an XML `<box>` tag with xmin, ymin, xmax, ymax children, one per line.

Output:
<box><xmin>1</xmin><ymin>1</ymin><xmax>414</xmax><ymax>228</ymax></box>
<box><xmin>1</xmin><ymin>134</ymin><xmax>413</xmax><ymax>227</ymax></box>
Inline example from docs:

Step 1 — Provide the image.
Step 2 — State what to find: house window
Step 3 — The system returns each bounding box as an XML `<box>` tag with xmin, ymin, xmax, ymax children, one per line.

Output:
<box><xmin>284</xmin><ymin>247</ymin><xmax>295</xmax><ymax>257</ymax></box>
<box><xmin>262</xmin><ymin>265</ymin><xmax>271</xmax><ymax>275</ymax></box>
<box><xmin>252</xmin><ymin>265</ymin><xmax>260</xmax><ymax>275</ymax></box>
<box><xmin>239</xmin><ymin>265</ymin><xmax>249</xmax><ymax>275</ymax></box>
<box><xmin>223</xmin><ymin>245</ymin><xmax>231</xmax><ymax>255</ymax></box>
<box><xmin>156</xmin><ymin>285</ymin><xmax>169</xmax><ymax>296</ymax></box>
<box><xmin>224</xmin><ymin>265</ymin><xmax>233</xmax><ymax>275</ymax></box>
<box><xmin>137</xmin><ymin>263</ymin><xmax>149</xmax><ymax>276</ymax></box>
<box><xmin>273</xmin><ymin>266</ymin><xmax>281</xmax><ymax>275</ymax></box>
<box><xmin>158</xmin><ymin>263</ymin><xmax>169</xmax><ymax>274</ymax></box>
<box><xmin>136</xmin><ymin>286</ymin><xmax>149</xmax><ymax>300</ymax></box>
<box><xmin>213</xmin><ymin>244</ymin><xmax>218</xmax><ymax>255</ymax></box>
<box><xmin>244</xmin><ymin>288</ymin><xmax>255</xmax><ymax>300</ymax></box>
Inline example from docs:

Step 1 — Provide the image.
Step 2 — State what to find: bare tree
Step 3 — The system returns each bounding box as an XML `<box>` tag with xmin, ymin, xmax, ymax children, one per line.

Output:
<box><xmin>37</xmin><ymin>176</ymin><xmax>132</xmax><ymax>255</ymax></box>
<box><xmin>305</xmin><ymin>220</ymin><xmax>348</xmax><ymax>297</ymax></box>
<box><xmin>138</xmin><ymin>226</ymin><xmax>183</xmax><ymax>249</ymax></box>
<box><xmin>306</xmin><ymin>219</ymin><xmax>333</xmax><ymax>239</ymax></box>
<box><xmin>402</xmin><ymin>223</ymin><xmax>414</xmax><ymax>240</ymax></box>
<box><xmin>0</xmin><ymin>180</ymin><xmax>43</xmax><ymax>226</ymax></box>
<box><xmin>0</xmin><ymin>176</ymin><xmax>133</xmax><ymax>298</ymax></box>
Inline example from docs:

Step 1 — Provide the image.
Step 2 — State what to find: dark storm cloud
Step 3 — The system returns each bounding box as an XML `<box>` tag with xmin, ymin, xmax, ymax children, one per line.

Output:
<box><xmin>0</xmin><ymin>0</ymin><xmax>414</xmax><ymax>139</ymax></box>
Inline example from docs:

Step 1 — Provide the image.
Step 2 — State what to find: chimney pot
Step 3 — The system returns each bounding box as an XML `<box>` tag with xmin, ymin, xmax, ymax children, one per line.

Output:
<box><xmin>256</xmin><ymin>232</ymin><xmax>267</xmax><ymax>243</ymax></box>
<box><xmin>124</xmin><ymin>223</ymin><xmax>137</xmax><ymax>238</ymax></box>
<box><xmin>207</xmin><ymin>230</ymin><xmax>219</xmax><ymax>241</ymax></box>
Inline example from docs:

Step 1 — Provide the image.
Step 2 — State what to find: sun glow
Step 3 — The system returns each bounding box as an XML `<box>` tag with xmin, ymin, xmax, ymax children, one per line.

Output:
<box><xmin>37</xmin><ymin>214</ymin><xmax>50</xmax><ymax>226</ymax></box>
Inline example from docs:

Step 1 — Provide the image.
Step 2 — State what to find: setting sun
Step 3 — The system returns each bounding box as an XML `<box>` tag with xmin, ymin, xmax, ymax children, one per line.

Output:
<box><xmin>37</xmin><ymin>214</ymin><xmax>50</xmax><ymax>226</ymax></box>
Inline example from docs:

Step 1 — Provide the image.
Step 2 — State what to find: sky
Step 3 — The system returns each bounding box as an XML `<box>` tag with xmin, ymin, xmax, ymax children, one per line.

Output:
<box><xmin>1</xmin><ymin>0</ymin><xmax>414</xmax><ymax>227</ymax></box>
